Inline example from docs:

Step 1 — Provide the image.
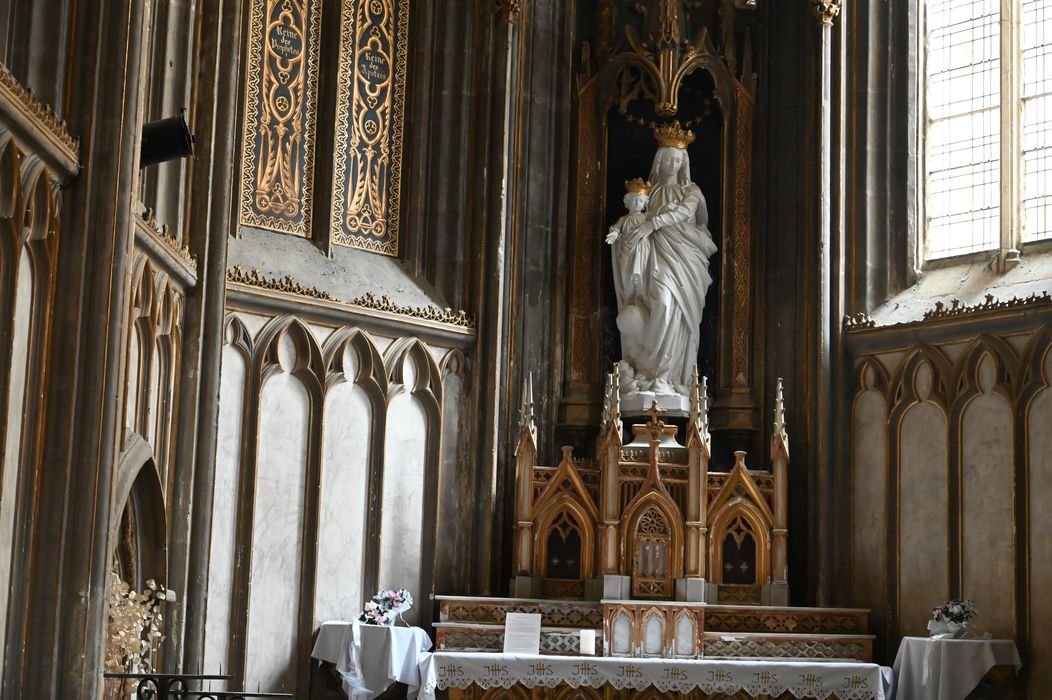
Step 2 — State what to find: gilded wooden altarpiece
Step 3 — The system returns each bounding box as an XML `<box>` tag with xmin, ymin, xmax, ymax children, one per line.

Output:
<box><xmin>239</xmin><ymin>0</ymin><xmax>322</xmax><ymax>236</ymax></box>
<box><xmin>330</xmin><ymin>0</ymin><xmax>409</xmax><ymax>256</ymax></box>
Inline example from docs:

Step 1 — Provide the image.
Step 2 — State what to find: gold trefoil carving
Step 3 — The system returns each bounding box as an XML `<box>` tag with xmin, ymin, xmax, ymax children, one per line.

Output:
<box><xmin>239</xmin><ymin>0</ymin><xmax>321</xmax><ymax>236</ymax></box>
<box><xmin>331</xmin><ymin>0</ymin><xmax>409</xmax><ymax>256</ymax></box>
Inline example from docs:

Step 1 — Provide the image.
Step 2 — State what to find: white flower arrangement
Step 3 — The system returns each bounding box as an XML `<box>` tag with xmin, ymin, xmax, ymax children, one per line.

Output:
<box><xmin>928</xmin><ymin>598</ymin><xmax>978</xmax><ymax>638</ymax></box>
<box><xmin>358</xmin><ymin>588</ymin><xmax>413</xmax><ymax>626</ymax></box>
<box><xmin>931</xmin><ymin>599</ymin><xmax>976</xmax><ymax>625</ymax></box>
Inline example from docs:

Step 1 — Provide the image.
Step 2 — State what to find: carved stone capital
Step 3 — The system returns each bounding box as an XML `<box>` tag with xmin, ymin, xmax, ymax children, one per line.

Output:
<box><xmin>813</xmin><ymin>0</ymin><xmax>842</xmax><ymax>26</ymax></box>
<box><xmin>493</xmin><ymin>0</ymin><xmax>522</xmax><ymax>24</ymax></box>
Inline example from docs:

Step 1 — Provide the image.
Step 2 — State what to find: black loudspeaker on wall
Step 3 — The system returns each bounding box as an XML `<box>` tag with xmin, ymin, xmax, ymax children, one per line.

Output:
<box><xmin>140</xmin><ymin>111</ymin><xmax>195</xmax><ymax>168</ymax></box>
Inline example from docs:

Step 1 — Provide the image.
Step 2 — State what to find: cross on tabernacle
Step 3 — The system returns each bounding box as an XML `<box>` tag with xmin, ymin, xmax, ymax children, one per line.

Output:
<box><xmin>646</xmin><ymin>401</ymin><xmax>666</xmax><ymax>439</ymax></box>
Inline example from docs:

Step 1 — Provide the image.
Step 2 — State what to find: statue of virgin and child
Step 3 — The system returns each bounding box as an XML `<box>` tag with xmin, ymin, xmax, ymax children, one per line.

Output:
<box><xmin>605</xmin><ymin>122</ymin><xmax>718</xmax><ymax>403</ymax></box>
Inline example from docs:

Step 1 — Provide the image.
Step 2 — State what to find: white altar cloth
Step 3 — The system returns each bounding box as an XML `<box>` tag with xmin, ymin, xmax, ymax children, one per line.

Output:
<box><xmin>891</xmin><ymin>636</ymin><xmax>1021</xmax><ymax>700</ymax></box>
<box><xmin>419</xmin><ymin>652</ymin><xmax>892</xmax><ymax>700</ymax></box>
<box><xmin>311</xmin><ymin>620</ymin><xmax>433</xmax><ymax>699</ymax></box>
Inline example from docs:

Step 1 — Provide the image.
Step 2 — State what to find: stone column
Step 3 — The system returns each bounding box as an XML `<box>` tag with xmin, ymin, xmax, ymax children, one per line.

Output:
<box><xmin>179</xmin><ymin>0</ymin><xmax>244</xmax><ymax>674</ymax></box>
<box><xmin>19</xmin><ymin>0</ymin><xmax>147</xmax><ymax>694</ymax></box>
<box><xmin>811</xmin><ymin>0</ymin><xmax>842</xmax><ymax>608</ymax></box>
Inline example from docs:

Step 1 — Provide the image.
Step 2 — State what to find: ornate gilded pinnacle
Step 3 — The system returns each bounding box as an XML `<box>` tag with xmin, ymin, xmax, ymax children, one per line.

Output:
<box><xmin>688</xmin><ymin>367</ymin><xmax>708</xmax><ymax>431</ymax></box>
<box><xmin>601</xmin><ymin>372</ymin><xmax>613</xmax><ymax>426</ymax></box>
<box><xmin>519</xmin><ymin>374</ymin><xmax>535</xmax><ymax>433</ymax></box>
<box><xmin>602</xmin><ymin>364</ymin><xmax>622</xmax><ymax>430</ymax></box>
<box><xmin>625</xmin><ymin>177</ymin><xmax>653</xmax><ymax>195</ymax></box>
<box><xmin>773</xmin><ymin>377</ymin><xmax>787</xmax><ymax>438</ymax></box>
<box><xmin>654</xmin><ymin>120</ymin><xmax>696</xmax><ymax>149</ymax></box>
<box><xmin>813</xmin><ymin>0</ymin><xmax>842</xmax><ymax>26</ymax></box>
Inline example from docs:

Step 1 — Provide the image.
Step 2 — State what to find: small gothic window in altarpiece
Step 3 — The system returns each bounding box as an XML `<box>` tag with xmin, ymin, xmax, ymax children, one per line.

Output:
<box><xmin>546</xmin><ymin>511</ymin><xmax>583</xmax><ymax>580</ymax></box>
<box><xmin>721</xmin><ymin>515</ymin><xmax>756</xmax><ymax>585</ymax></box>
<box><xmin>601</xmin><ymin>67</ymin><xmax>723</xmax><ymax>382</ymax></box>
<box><xmin>633</xmin><ymin>506</ymin><xmax>671</xmax><ymax>579</ymax></box>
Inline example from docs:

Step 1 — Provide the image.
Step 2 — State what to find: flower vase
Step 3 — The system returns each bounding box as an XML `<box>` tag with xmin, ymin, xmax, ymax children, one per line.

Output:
<box><xmin>928</xmin><ymin>619</ymin><xmax>966</xmax><ymax>638</ymax></box>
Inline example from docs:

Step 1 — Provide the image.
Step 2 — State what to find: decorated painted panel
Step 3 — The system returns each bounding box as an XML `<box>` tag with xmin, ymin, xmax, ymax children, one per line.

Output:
<box><xmin>330</xmin><ymin>0</ymin><xmax>409</xmax><ymax>255</ymax></box>
<box><xmin>239</xmin><ymin>0</ymin><xmax>322</xmax><ymax>236</ymax></box>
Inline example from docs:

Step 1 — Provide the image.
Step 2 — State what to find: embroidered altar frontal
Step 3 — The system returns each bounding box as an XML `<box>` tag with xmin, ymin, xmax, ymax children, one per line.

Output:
<box><xmin>423</xmin><ymin>653</ymin><xmax>888</xmax><ymax>700</ymax></box>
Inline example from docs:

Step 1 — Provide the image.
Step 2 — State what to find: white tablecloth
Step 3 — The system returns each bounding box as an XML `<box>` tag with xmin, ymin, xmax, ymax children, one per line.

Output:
<box><xmin>420</xmin><ymin>652</ymin><xmax>892</xmax><ymax>700</ymax></box>
<box><xmin>892</xmin><ymin>636</ymin><xmax>1021</xmax><ymax>700</ymax></box>
<box><xmin>311</xmin><ymin>620</ymin><xmax>433</xmax><ymax>699</ymax></box>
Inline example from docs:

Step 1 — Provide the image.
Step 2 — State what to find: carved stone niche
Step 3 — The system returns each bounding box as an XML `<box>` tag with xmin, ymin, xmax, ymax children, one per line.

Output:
<box><xmin>561</xmin><ymin>0</ymin><xmax>760</xmax><ymax>438</ymax></box>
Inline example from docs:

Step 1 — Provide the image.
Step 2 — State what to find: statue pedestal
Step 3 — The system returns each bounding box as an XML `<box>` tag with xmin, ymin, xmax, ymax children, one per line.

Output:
<box><xmin>621</xmin><ymin>391</ymin><xmax>690</xmax><ymax>417</ymax></box>
<box><xmin>510</xmin><ymin>575</ymin><xmax>542</xmax><ymax>599</ymax></box>
<box><xmin>761</xmin><ymin>582</ymin><xmax>790</xmax><ymax>606</ymax></box>
<box><xmin>601</xmin><ymin>575</ymin><xmax>632</xmax><ymax>599</ymax></box>
<box><xmin>675</xmin><ymin>578</ymin><xmax>713</xmax><ymax>603</ymax></box>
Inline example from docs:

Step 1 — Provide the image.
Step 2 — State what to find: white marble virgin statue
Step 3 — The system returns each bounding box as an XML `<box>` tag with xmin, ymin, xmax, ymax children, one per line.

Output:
<box><xmin>605</xmin><ymin>122</ymin><xmax>718</xmax><ymax>397</ymax></box>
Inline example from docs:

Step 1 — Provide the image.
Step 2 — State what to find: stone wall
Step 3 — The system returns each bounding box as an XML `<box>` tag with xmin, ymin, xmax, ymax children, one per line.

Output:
<box><xmin>199</xmin><ymin>295</ymin><xmax>473</xmax><ymax>694</ymax></box>
<box><xmin>845</xmin><ymin>300</ymin><xmax>1052</xmax><ymax>695</ymax></box>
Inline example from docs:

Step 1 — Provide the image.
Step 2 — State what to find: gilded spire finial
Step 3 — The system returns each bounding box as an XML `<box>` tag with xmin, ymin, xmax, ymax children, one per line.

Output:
<box><xmin>519</xmin><ymin>373</ymin><xmax>535</xmax><ymax>432</ymax></box>
<box><xmin>773</xmin><ymin>377</ymin><xmax>787</xmax><ymax>438</ymax></box>
<box><xmin>688</xmin><ymin>367</ymin><xmax>703</xmax><ymax>428</ymax></box>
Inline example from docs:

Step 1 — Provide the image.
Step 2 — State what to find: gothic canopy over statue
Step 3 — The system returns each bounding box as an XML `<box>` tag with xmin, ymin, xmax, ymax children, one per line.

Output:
<box><xmin>606</xmin><ymin>122</ymin><xmax>718</xmax><ymax>408</ymax></box>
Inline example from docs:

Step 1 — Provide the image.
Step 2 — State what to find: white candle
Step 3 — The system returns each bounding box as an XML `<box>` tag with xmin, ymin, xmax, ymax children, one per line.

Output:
<box><xmin>580</xmin><ymin>629</ymin><xmax>596</xmax><ymax>656</ymax></box>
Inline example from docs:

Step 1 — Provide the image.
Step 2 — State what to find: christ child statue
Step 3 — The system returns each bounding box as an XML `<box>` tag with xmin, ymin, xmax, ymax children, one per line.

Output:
<box><xmin>605</xmin><ymin>178</ymin><xmax>653</xmax><ymax>301</ymax></box>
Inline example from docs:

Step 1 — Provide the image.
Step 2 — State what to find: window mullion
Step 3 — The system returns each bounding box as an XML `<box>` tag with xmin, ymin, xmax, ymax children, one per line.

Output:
<box><xmin>1000</xmin><ymin>0</ymin><xmax>1024</xmax><ymax>268</ymax></box>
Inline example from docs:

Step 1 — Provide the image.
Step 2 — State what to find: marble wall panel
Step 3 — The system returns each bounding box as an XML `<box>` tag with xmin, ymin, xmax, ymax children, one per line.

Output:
<box><xmin>203</xmin><ymin>341</ymin><xmax>247</xmax><ymax>685</ymax></box>
<box><xmin>1028</xmin><ymin>350</ymin><xmax>1052</xmax><ymax>695</ymax></box>
<box><xmin>851</xmin><ymin>386</ymin><xmax>887</xmax><ymax>632</ymax></box>
<box><xmin>125</xmin><ymin>326</ymin><xmax>141</xmax><ymax>436</ymax></box>
<box><xmin>850</xmin><ymin>327</ymin><xmax>1052</xmax><ymax>691</ymax></box>
<box><xmin>314</xmin><ymin>372</ymin><xmax>372</xmax><ymax>623</ymax></box>
<box><xmin>152</xmin><ymin>342</ymin><xmax>171</xmax><ymax>480</ymax></box>
<box><xmin>237</xmin><ymin>314</ymin><xmax>268</xmax><ymax>342</ymax></box>
<box><xmin>898</xmin><ymin>393</ymin><xmax>949</xmax><ymax>637</ymax></box>
<box><xmin>0</xmin><ymin>250</ymin><xmax>31</xmax><ymax>682</ymax></box>
<box><xmin>205</xmin><ymin>306</ymin><xmax>464</xmax><ymax>695</ymax></box>
<box><xmin>960</xmin><ymin>357</ymin><xmax>1014</xmax><ymax>638</ymax></box>
<box><xmin>378</xmin><ymin>385</ymin><xmax>428</xmax><ymax>622</ymax></box>
<box><xmin>245</xmin><ymin>365</ymin><xmax>309</xmax><ymax>692</ymax></box>
<box><xmin>147</xmin><ymin>344</ymin><xmax>160</xmax><ymax>447</ymax></box>
<box><xmin>434</xmin><ymin>368</ymin><xmax>465</xmax><ymax>594</ymax></box>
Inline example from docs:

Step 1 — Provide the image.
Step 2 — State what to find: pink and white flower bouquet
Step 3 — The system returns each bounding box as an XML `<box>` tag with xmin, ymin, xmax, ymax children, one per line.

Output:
<box><xmin>928</xmin><ymin>599</ymin><xmax>977</xmax><ymax>638</ymax></box>
<box><xmin>358</xmin><ymin>588</ymin><xmax>413</xmax><ymax>626</ymax></box>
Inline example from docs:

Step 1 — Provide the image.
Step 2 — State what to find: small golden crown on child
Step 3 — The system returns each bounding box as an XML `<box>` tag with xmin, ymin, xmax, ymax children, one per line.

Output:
<box><xmin>654</xmin><ymin>120</ymin><xmax>695</xmax><ymax>149</ymax></box>
<box><xmin>624</xmin><ymin>178</ymin><xmax>653</xmax><ymax>195</ymax></box>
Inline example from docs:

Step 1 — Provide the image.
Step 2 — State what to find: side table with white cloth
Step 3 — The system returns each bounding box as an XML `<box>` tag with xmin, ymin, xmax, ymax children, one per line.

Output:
<box><xmin>892</xmin><ymin>636</ymin><xmax>1021</xmax><ymax>700</ymax></box>
<box><xmin>311</xmin><ymin>620</ymin><xmax>433</xmax><ymax>699</ymax></box>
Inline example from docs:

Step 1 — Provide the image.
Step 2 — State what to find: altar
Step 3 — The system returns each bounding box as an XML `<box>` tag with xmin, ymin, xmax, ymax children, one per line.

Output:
<box><xmin>420</xmin><ymin>652</ymin><xmax>892</xmax><ymax>700</ymax></box>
